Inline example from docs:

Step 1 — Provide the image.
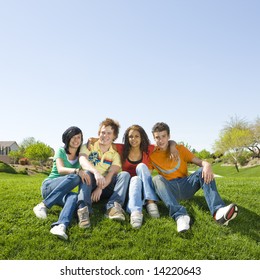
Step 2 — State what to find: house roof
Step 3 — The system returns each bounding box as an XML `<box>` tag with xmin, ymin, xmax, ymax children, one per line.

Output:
<box><xmin>0</xmin><ymin>141</ymin><xmax>18</xmax><ymax>147</ymax></box>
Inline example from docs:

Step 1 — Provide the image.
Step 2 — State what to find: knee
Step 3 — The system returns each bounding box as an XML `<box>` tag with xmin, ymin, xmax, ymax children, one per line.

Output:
<box><xmin>152</xmin><ymin>175</ymin><xmax>164</xmax><ymax>189</ymax></box>
<box><xmin>118</xmin><ymin>171</ymin><xmax>131</xmax><ymax>181</ymax></box>
<box><xmin>67</xmin><ymin>174</ymin><xmax>81</xmax><ymax>184</ymax></box>
<box><xmin>136</xmin><ymin>162</ymin><xmax>148</xmax><ymax>172</ymax></box>
<box><xmin>130</xmin><ymin>176</ymin><xmax>142</xmax><ymax>187</ymax></box>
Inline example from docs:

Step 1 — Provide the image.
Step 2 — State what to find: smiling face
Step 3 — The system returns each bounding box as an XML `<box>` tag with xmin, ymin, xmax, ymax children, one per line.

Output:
<box><xmin>128</xmin><ymin>129</ymin><xmax>141</xmax><ymax>149</ymax></box>
<box><xmin>69</xmin><ymin>133</ymin><xmax>82</xmax><ymax>149</ymax></box>
<box><xmin>153</xmin><ymin>130</ymin><xmax>170</xmax><ymax>151</ymax></box>
<box><xmin>98</xmin><ymin>125</ymin><xmax>115</xmax><ymax>147</ymax></box>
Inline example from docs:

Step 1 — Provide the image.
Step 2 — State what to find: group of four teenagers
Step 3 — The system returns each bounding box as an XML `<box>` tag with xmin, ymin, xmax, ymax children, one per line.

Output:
<box><xmin>33</xmin><ymin>118</ymin><xmax>238</xmax><ymax>240</ymax></box>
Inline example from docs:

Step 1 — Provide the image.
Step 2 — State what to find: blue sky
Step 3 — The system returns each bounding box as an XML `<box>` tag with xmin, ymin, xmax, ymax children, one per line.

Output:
<box><xmin>1</xmin><ymin>0</ymin><xmax>259</xmax><ymax>152</ymax></box>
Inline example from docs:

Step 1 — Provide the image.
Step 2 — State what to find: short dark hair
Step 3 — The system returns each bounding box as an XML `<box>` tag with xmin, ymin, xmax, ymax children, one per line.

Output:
<box><xmin>98</xmin><ymin>118</ymin><xmax>120</xmax><ymax>140</ymax></box>
<box><xmin>152</xmin><ymin>122</ymin><xmax>170</xmax><ymax>136</ymax></box>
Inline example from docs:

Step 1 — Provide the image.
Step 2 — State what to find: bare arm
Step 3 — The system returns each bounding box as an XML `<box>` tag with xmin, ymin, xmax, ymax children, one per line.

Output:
<box><xmin>56</xmin><ymin>158</ymin><xmax>78</xmax><ymax>175</ymax></box>
<box><xmin>191</xmin><ymin>157</ymin><xmax>214</xmax><ymax>184</ymax></box>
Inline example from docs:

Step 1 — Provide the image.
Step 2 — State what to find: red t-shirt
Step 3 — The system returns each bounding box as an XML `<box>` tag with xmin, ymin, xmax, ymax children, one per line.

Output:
<box><xmin>115</xmin><ymin>143</ymin><xmax>154</xmax><ymax>177</ymax></box>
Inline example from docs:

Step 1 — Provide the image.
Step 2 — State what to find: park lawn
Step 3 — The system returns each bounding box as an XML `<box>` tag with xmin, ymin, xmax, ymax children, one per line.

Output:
<box><xmin>0</xmin><ymin>172</ymin><xmax>259</xmax><ymax>260</ymax></box>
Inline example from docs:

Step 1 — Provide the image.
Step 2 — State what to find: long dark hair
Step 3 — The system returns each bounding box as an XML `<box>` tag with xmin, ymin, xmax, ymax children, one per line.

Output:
<box><xmin>62</xmin><ymin>126</ymin><xmax>83</xmax><ymax>156</ymax></box>
<box><xmin>122</xmin><ymin>125</ymin><xmax>150</xmax><ymax>163</ymax></box>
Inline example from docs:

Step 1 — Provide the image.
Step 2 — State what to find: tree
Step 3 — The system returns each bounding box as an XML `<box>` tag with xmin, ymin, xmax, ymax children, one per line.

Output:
<box><xmin>195</xmin><ymin>149</ymin><xmax>211</xmax><ymax>159</ymax></box>
<box><xmin>213</xmin><ymin>116</ymin><xmax>253</xmax><ymax>172</ymax></box>
<box><xmin>24</xmin><ymin>142</ymin><xmax>53</xmax><ymax>166</ymax></box>
<box><xmin>8</xmin><ymin>150</ymin><xmax>22</xmax><ymax>164</ymax></box>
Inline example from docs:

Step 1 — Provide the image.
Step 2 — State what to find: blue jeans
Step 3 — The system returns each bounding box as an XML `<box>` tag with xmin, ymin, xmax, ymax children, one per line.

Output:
<box><xmin>152</xmin><ymin>168</ymin><xmax>225</xmax><ymax>220</ymax></box>
<box><xmin>41</xmin><ymin>174</ymin><xmax>86</xmax><ymax>228</ymax></box>
<box><xmin>80</xmin><ymin>171</ymin><xmax>130</xmax><ymax>212</ymax></box>
<box><xmin>127</xmin><ymin>163</ymin><xmax>158</xmax><ymax>213</ymax></box>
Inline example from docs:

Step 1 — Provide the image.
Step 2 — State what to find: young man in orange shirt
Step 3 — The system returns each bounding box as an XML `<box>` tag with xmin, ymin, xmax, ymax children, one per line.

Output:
<box><xmin>149</xmin><ymin>122</ymin><xmax>238</xmax><ymax>233</ymax></box>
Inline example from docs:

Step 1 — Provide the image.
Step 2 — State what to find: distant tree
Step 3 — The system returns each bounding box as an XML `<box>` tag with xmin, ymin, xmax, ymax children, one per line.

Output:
<box><xmin>213</xmin><ymin>116</ymin><xmax>254</xmax><ymax>172</ymax></box>
<box><xmin>195</xmin><ymin>149</ymin><xmax>211</xmax><ymax>159</ymax></box>
<box><xmin>19</xmin><ymin>137</ymin><xmax>37</xmax><ymax>152</ymax></box>
<box><xmin>8</xmin><ymin>150</ymin><xmax>22</xmax><ymax>164</ymax></box>
<box><xmin>24</xmin><ymin>142</ymin><xmax>53</xmax><ymax>166</ymax></box>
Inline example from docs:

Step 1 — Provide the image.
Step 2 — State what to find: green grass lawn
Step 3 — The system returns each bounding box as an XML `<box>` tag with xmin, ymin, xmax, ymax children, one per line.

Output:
<box><xmin>0</xmin><ymin>169</ymin><xmax>259</xmax><ymax>260</ymax></box>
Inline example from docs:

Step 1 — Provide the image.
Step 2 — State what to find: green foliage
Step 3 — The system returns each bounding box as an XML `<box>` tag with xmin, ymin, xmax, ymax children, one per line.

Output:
<box><xmin>0</xmin><ymin>171</ymin><xmax>259</xmax><ymax>260</ymax></box>
<box><xmin>194</xmin><ymin>149</ymin><xmax>211</xmax><ymax>159</ymax></box>
<box><xmin>0</xmin><ymin>161</ymin><xmax>17</xmax><ymax>174</ymax></box>
<box><xmin>24</xmin><ymin>142</ymin><xmax>53</xmax><ymax>164</ymax></box>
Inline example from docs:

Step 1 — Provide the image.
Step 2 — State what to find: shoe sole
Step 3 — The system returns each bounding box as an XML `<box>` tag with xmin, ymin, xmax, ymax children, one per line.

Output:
<box><xmin>50</xmin><ymin>230</ymin><xmax>68</xmax><ymax>240</ymax></box>
<box><xmin>105</xmin><ymin>214</ymin><xmax>125</xmax><ymax>221</ymax></box>
<box><xmin>223</xmin><ymin>204</ymin><xmax>238</xmax><ymax>225</ymax></box>
<box><xmin>217</xmin><ymin>204</ymin><xmax>238</xmax><ymax>225</ymax></box>
<box><xmin>79</xmin><ymin>222</ymin><xmax>91</xmax><ymax>228</ymax></box>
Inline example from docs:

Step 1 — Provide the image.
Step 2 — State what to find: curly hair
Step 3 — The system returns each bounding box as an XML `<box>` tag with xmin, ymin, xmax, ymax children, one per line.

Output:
<box><xmin>122</xmin><ymin>124</ymin><xmax>150</xmax><ymax>164</ymax></box>
<box><xmin>98</xmin><ymin>118</ymin><xmax>120</xmax><ymax>141</ymax></box>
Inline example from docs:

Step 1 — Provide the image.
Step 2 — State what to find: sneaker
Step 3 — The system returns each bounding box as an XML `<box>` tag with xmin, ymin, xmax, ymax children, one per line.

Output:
<box><xmin>130</xmin><ymin>211</ymin><xmax>143</xmax><ymax>229</ymax></box>
<box><xmin>214</xmin><ymin>203</ymin><xmax>238</xmax><ymax>226</ymax></box>
<box><xmin>105</xmin><ymin>202</ymin><xmax>125</xmax><ymax>221</ymax></box>
<box><xmin>50</xmin><ymin>224</ymin><xmax>68</xmax><ymax>240</ymax></box>
<box><xmin>146</xmin><ymin>202</ymin><xmax>160</xmax><ymax>218</ymax></box>
<box><xmin>33</xmin><ymin>202</ymin><xmax>47</xmax><ymax>219</ymax></box>
<box><xmin>176</xmin><ymin>215</ymin><xmax>190</xmax><ymax>233</ymax></box>
<box><xmin>77</xmin><ymin>206</ymin><xmax>91</xmax><ymax>228</ymax></box>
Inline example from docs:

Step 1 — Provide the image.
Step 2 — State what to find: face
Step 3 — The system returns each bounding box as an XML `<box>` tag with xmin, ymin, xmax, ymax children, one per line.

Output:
<box><xmin>99</xmin><ymin>125</ymin><xmax>115</xmax><ymax>146</ymax></box>
<box><xmin>128</xmin><ymin>129</ymin><xmax>141</xmax><ymax>148</ymax></box>
<box><xmin>153</xmin><ymin>130</ymin><xmax>170</xmax><ymax>151</ymax></box>
<box><xmin>69</xmin><ymin>133</ymin><xmax>82</xmax><ymax>149</ymax></box>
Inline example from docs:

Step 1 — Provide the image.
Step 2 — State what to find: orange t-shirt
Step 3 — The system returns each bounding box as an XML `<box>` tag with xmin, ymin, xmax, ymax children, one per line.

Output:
<box><xmin>149</xmin><ymin>144</ymin><xmax>195</xmax><ymax>180</ymax></box>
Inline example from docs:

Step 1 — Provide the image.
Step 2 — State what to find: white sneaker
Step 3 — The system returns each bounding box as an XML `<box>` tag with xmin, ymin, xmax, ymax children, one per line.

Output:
<box><xmin>33</xmin><ymin>202</ymin><xmax>47</xmax><ymax>219</ymax></box>
<box><xmin>50</xmin><ymin>224</ymin><xmax>68</xmax><ymax>240</ymax></box>
<box><xmin>130</xmin><ymin>211</ymin><xmax>143</xmax><ymax>229</ymax></box>
<box><xmin>146</xmin><ymin>203</ymin><xmax>160</xmax><ymax>218</ymax></box>
<box><xmin>214</xmin><ymin>203</ymin><xmax>238</xmax><ymax>226</ymax></box>
<box><xmin>176</xmin><ymin>215</ymin><xmax>190</xmax><ymax>233</ymax></box>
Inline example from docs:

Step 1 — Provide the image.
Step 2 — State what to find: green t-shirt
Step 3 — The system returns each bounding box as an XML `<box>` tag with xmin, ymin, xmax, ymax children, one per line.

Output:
<box><xmin>46</xmin><ymin>147</ymin><xmax>80</xmax><ymax>180</ymax></box>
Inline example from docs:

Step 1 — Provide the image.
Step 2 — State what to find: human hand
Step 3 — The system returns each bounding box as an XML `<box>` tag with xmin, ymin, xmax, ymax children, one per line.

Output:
<box><xmin>79</xmin><ymin>170</ymin><xmax>91</xmax><ymax>184</ymax></box>
<box><xmin>202</xmin><ymin>163</ymin><xmax>214</xmax><ymax>184</ymax></box>
<box><xmin>94</xmin><ymin>172</ymin><xmax>106</xmax><ymax>189</ymax></box>
<box><xmin>91</xmin><ymin>187</ymin><xmax>102</xmax><ymax>202</ymax></box>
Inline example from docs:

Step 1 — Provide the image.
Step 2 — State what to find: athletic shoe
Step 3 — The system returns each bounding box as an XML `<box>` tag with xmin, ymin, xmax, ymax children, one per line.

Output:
<box><xmin>33</xmin><ymin>202</ymin><xmax>47</xmax><ymax>219</ymax></box>
<box><xmin>105</xmin><ymin>202</ymin><xmax>125</xmax><ymax>221</ymax></box>
<box><xmin>176</xmin><ymin>215</ymin><xmax>190</xmax><ymax>233</ymax></box>
<box><xmin>50</xmin><ymin>224</ymin><xmax>68</xmax><ymax>240</ymax></box>
<box><xmin>130</xmin><ymin>211</ymin><xmax>143</xmax><ymax>229</ymax></box>
<box><xmin>77</xmin><ymin>206</ymin><xmax>91</xmax><ymax>228</ymax></box>
<box><xmin>146</xmin><ymin>203</ymin><xmax>160</xmax><ymax>218</ymax></box>
<box><xmin>214</xmin><ymin>203</ymin><xmax>238</xmax><ymax>226</ymax></box>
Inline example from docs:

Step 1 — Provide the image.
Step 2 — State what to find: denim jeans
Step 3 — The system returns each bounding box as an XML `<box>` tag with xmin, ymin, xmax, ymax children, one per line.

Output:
<box><xmin>80</xmin><ymin>171</ymin><xmax>130</xmax><ymax>212</ymax></box>
<box><xmin>41</xmin><ymin>174</ymin><xmax>85</xmax><ymax>228</ymax></box>
<box><xmin>152</xmin><ymin>168</ymin><xmax>225</xmax><ymax>220</ymax></box>
<box><xmin>127</xmin><ymin>163</ymin><xmax>158</xmax><ymax>213</ymax></box>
